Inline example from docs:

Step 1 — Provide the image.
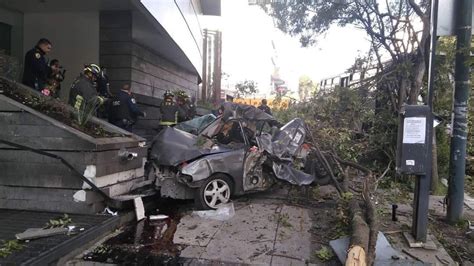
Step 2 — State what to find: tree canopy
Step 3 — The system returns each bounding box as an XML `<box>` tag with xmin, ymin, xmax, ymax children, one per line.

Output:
<box><xmin>235</xmin><ymin>80</ymin><xmax>258</xmax><ymax>97</ymax></box>
<box><xmin>263</xmin><ymin>0</ymin><xmax>431</xmax><ymax>109</ymax></box>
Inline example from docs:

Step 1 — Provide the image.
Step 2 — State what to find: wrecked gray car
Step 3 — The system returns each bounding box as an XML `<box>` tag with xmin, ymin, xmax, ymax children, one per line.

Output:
<box><xmin>148</xmin><ymin>104</ymin><xmax>329</xmax><ymax>209</ymax></box>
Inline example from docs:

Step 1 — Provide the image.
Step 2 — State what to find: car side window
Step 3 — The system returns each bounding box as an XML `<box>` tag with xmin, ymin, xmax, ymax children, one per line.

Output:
<box><xmin>200</xmin><ymin>117</ymin><xmax>222</xmax><ymax>138</ymax></box>
<box><xmin>215</xmin><ymin>120</ymin><xmax>246</xmax><ymax>145</ymax></box>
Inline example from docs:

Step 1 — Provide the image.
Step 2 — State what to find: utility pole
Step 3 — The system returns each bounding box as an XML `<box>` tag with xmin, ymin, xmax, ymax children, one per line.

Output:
<box><xmin>447</xmin><ymin>0</ymin><xmax>472</xmax><ymax>223</ymax></box>
<box><xmin>212</xmin><ymin>31</ymin><xmax>222</xmax><ymax>104</ymax></box>
<box><xmin>202</xmin><ymin>29</ymin><xmax>208</xmax><ymax>101</ymax></box>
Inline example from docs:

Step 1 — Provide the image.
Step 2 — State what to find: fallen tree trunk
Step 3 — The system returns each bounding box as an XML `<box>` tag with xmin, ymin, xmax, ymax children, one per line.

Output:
<box><xmin>304</xmin><ymin>125</ymin><xmax>377</xmax><ymax>264</ymax></box>
<box><xmin>346</xmin><ymin>199</ymin><xmax>369</xmax><ymax>266</ymax></box>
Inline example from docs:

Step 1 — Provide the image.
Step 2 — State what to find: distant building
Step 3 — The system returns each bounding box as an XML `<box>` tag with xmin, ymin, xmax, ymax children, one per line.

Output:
<box><xmin>319</xmin><ymin>64</ymin><xmax>380</xmax><ymax>92</ymax></box>
<box><xmin>201</xmin><ymin>29</ymin><xmax>222</xmax><ymax>102</ymax></box>
<box><xmin>0</xmin><ymin>0</ymin><xmax>221</xmax><ymax>140</ymax></box>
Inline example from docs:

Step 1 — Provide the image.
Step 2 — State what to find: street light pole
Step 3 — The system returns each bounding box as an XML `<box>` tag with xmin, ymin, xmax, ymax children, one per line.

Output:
<box><xmin>447</xmin><ymin>0</ymin><xmax>472</xmax><ymax>223</ymax></box>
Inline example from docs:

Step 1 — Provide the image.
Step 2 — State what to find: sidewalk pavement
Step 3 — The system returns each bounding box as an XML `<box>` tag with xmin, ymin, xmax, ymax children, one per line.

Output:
<box><xmin>174</xmin><ymin>193</ymin><xmax>315</xmax><ymax>265</ymax></box>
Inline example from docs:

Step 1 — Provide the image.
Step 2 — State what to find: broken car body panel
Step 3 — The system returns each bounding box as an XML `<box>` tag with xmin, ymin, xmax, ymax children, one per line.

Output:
<box><xmin>149</xmin><ymin>127</ymin><xmax>231</xmax><ymax>167</ymax></box>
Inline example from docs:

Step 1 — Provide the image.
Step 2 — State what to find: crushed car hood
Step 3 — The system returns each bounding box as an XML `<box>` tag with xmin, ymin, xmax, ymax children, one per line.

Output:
<box><xmin>150</xmin><ymin>127</ymin><xmax>231</xmax><ymax>166</ymax></box>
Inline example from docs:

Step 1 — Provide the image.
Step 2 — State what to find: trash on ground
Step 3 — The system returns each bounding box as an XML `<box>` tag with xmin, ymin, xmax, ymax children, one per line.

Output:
<box><xmin>15</xmin><ymin>227</ymin><xmax>69</xmax><ymax>240</ymax></box>
<box><xmin>192</xmin><ymin>203</ymin><xmax>235</xmax><ymax>221</ymax></box>
<box><xmin>134</xmin><ymin>197</ymin><xmax>146</xmax><ymax>221</ymax></box>
<box><xmin>149</xmin><ymin>214</ymin><xmax>169</xmax><ymax>221</ymax></box>
<box><xmin>103</xmin><ymin>207</ymin><xmax>118</xmax><ymax>216</ymax></box>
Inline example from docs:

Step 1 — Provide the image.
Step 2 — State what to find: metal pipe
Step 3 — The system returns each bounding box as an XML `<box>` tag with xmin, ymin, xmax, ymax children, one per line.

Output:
<box><xmin>447</xmin><ymin>0</ymin><xmax>472</xmax><ymax>223</ymax></box>
<box><xmin>411</xmin><ymin>0</ymin><xmax>439</xmax><ymax>242</ymax></box>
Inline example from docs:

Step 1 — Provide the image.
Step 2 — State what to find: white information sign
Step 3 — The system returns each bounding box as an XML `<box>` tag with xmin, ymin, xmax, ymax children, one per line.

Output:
<box><xmin>403</xmin><ymin>117</ymin><xmax>426</xmax><ymax>144</ymax></box>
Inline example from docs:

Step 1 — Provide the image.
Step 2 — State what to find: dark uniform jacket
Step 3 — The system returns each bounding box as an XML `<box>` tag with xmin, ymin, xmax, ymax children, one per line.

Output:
<box><xmin>22</xmin><ymin>46</ymin><xmax>48</xmax><ymax>91</ymax></box>
<box><xmin>68</xmin><ymin>74</ymin><xmax>98</xmax><ymax>109</ymax></box>
<box><xmin>96</xmin><ymin>73</ymin><xmax>111</xmax><ymax>98</ymax></box>
<box><xmin>258</xmin><ymin>104</ymin><xmax>272</xmax><ymax>116</ymax></box>
<box><xmin>108</xmin><ymin>90</ymin><xmax>144</xmax><ymax>125</ymax></box>
<box><xmin>188</xmin><ymin>102</ymin><xmax>196</xmax><ymax>118</ymax></box>
<box><xmin>177</xmin><ymin>103</ymin><xmax>193</xmax><ymax>122</ymax></box>
<box><xmin>160</xmin><ymin>100</ymin><xmax>182</xmax><ymax>126</ymax></box>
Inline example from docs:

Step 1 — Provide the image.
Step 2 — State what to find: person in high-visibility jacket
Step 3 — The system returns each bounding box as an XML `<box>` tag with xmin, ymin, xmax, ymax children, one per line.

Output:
<box><xmin>68</xmin><ymin>64</ymin><xmax>105</xmax><ymax>110</ymax></box>
<box><xmin>159</xmin><ymin>90</ymin><xmax>184</xmax><ymax>128</ymax></box>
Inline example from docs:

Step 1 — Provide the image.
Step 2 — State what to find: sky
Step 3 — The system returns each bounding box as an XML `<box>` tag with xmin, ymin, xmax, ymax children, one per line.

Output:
<box><xmin>201</xmin><ymin>0</ymin><xmax>371</xmax><ymax>98</ymax></box>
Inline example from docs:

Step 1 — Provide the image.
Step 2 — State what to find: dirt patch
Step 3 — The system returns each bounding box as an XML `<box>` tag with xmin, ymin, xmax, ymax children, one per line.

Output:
<box><xmin>0</xmin><ymin>79</ymin><xmax>120</xmax><ymax>138</ymax></box>
<box><xmin>376</xmin><ymin>187</ymin><xmax>474</xmax><ymax>264</ymax></box>
<box><xmin>83</xmin><ymin>199</ymin><xmax>191</xmax><ymax>264</ymax></box>
<box><xmin>429</xmin><ymin>215</ymin><xmax>474</xmax><ymax>264</ymax></box>
<box><xmin>83</xmin><ymin>218</ymin><xmax>182</xmax><ymax>264</ymax></box>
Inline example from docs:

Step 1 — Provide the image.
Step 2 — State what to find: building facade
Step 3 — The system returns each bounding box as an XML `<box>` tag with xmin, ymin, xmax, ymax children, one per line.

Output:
<box><xmin>0</xmin><ymin>0</ymin><xmax>220</xmax><ymax>140</ymax></box>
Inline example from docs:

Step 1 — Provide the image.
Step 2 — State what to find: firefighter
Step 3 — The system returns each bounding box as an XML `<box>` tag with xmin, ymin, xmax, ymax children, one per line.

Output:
<box><xmin>159</xmin><ymin>90</ymin><xmax>183</xmax><ymax>129</ymax></box>
<box><xmin>176</xmin><ymin>90</ymin><xmax>193</xmax><ymax>122</ymax></box>
<box><xmin>22</xmin><ymin>38</ymin><xmax>52</xmax><ymax>92</ymax></box>
<box><xmin>108</xmin><ymin>84</ymin><xmax>145</xmax><ymax>131</ymax></box>
<box><xmin>96</xmin><ymin>67</ymin><xmax>112</xmax><ymax>119</ymax></box>
<box><xmin>188</xmin><ymin>95</ymin><xmax>197</xmax><ymax>118</ymax></box>
<box><xmin>68</xmin><ymin>64</ymin><xmax>104</xmax><ymax>110</ymax></box>
<box><xmin>258</xmin><ymin>99</ymin><xmax>272</xmax><ymax>116</ymax></box>
<box><xmin>96</xmin><ymin>67</ymin><xmax>112</xmax><ymax>98</ymax></box>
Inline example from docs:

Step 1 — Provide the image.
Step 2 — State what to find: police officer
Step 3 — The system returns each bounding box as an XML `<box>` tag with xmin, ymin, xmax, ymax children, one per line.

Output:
<box><xmin>258</xmin><ymin>99</ymin><xmax>272</xmax><ymax>116</ymax></box>
<box><xmin>22</xmin><ymin>38</ymin><xmax>52</xmax><ymax>91</ymax></box>
<box><xmin>159</xmin><ymin>90</ymin><xmax>183</xmax><ymax>129</ymax></box>
<box><xmin>68</xmin><ymin>64</ymin><xmax>104</xmax><ymax>110</ymax></box>
<box><xmin>108</xmin><ymin>84</ymin><xmax>145</xmax><ymax>131</ymax></box>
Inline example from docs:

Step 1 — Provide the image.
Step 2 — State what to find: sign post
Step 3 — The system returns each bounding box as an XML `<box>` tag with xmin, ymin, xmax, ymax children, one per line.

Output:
<box><xmin>396</xmin><ymin>0</ymin><xmax>439</xmax><ymax>242</ymax></box>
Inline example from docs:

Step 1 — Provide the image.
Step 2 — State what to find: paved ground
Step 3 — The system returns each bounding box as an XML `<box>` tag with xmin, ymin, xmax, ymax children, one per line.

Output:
<box><xmin>176</xmin><ymin>200</ymin><xmax>312</xmax><ymax>265</ymax></box>
<box><xmin>64</xmin><ymin>184</ymin><xmax>470</xmax><ymax>265</ymax></box>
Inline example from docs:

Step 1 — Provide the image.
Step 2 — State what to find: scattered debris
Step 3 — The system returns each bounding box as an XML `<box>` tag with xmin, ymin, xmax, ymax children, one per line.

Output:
<box><xmin>134</xmin><ymin>197</ymin><xmax>146</xmax><ymax>221</ymax></box>
<box><xmin>192</xmin><ymin>203</ymin><xmax>235</xmax><ymax>221</ymax></box>
<box><xmin>67</xmin><ymin>226</ymin><xmax>85</xmax><ymax>236</ymax></box>
<box><xmin>0</xmin><ymin>240</ymin><xmax>24</xmax><ymax>258</ymax></box>
<box><xmin>103</xmin><ymin>207</ymin><xmax>118</xmax><ymax>216</ymax></box>
<box><xmin>150</xmin><ymin>214</ymin><xmax>169</xmax><ymax>221</ymax></box>
<box><xmin>44</xmin><ymin>214</ymin><xmax>72</xmax><ymax>228</ymax></box>
<box><xmin>15</xmin><ymin>227</ymin><xmax>69</xmax><ymax>241</ymax></box>
<box><xmin>315</xmin><ymin>246</ymin><xmax>333</xmax><ymax>262</ymax></box>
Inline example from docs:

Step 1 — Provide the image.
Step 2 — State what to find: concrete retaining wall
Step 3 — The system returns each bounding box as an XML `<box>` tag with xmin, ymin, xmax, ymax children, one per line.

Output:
<box><xmin>0</xmin><ymin>81</ymin><xmax>148</xmax><ymax>214</ymax></box>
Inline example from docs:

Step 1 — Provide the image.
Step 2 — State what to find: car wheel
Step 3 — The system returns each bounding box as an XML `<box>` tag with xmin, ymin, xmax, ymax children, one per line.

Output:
<box><xmin>195</xmin><ymin>174</ymin><xmax>233</xmax><ymax>210</ymax></box>
<box><xmin>304</xmin><ymin>157</ymin><xmax>331</xmax><ymax>185</ymax></box>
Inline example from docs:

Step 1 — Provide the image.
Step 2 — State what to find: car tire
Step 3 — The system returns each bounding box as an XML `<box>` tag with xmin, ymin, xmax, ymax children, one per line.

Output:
<box><xmin>304</xmin><ymin>157</ymin><xmax>331</xmax><ymax>185</ymax></box>
<box><xmin>195</xmin><ymin>174</ymin><xmax>233</xmax><ymax>210</ymax></box>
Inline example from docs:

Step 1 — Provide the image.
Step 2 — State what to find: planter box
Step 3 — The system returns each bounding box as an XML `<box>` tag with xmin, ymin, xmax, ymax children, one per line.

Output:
<box><xmin>0</xmin><ymin>80</ymin><xmax>149</xmax><ymax>214</ymax></box>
